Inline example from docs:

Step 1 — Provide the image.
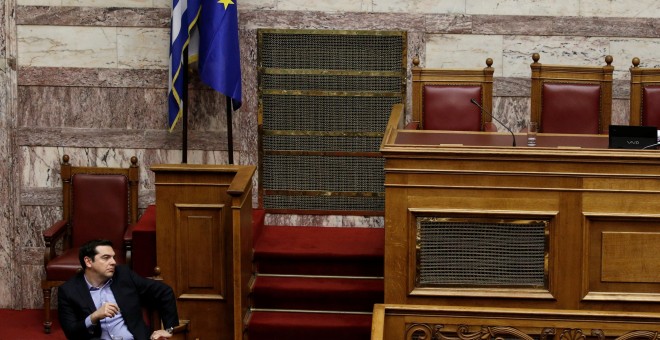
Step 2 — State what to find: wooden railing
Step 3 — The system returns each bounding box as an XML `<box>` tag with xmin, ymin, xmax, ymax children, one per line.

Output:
<box><xmin>372</xmin><ymin>304</ymin><xmax>660</xmax><ymax>340</ymax></box>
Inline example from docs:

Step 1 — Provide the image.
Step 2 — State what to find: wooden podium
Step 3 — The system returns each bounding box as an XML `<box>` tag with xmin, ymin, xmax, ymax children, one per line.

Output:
<box><xmin>151</xmin><ymin>164</ymin><xmax>255</xmax><ymax>340</ymax></box>
<box><xmin>381</xmin><ymin>103</ymin><xmax>660</xmax><ymax>313</ymax></box>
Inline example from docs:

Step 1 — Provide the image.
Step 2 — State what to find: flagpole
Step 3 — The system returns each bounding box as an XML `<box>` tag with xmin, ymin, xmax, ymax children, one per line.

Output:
<box><xmin>226</xmin><ymin>96</ymin><xmax>233</xmax><ymax>164</ymax></box>
<box><xmin>181</xmin><ymin>45</ymin><xmax>189</xmax><ymax>164</ymax></box>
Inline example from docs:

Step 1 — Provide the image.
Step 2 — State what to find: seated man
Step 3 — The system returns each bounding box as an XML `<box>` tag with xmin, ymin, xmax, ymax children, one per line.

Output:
<box><xmin>58</xmin><ymin>239</ymin><xmax>179</xmax><ymax>340</ymax></box>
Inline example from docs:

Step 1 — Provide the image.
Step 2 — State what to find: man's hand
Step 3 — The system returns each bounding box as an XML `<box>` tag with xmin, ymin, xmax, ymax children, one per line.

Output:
<box><xmin>150</xmin><ymin>329</ymin><xmax>173</xmax><ymax>339</ymax></box>
<box><xmin>91</xmin><ymin>302</ymin><xmax>120</xmax><ymax>324</ymax></box>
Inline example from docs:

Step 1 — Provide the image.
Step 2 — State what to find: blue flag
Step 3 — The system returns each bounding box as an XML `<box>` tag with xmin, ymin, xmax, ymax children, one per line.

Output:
<box><xmin>168</xmin><ymin>0</ymin><xmax>242</xmax><ymax>131</ymax></box>
<box><xmin>168</xmin><ymin>0</ymin><xmax>199</xmax><ymax>131</ymax></box>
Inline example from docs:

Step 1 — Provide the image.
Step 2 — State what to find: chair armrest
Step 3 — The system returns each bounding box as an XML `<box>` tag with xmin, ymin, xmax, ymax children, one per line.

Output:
<box><xmin>484</xmin><ymin>122</ymin><xmax>498</xmax><ymax>132</ymax></box>
<box><xmin>43</xmin><ymin>220</ymin><xmax>67</xmax><ymax>244</ymax></box>
<box><xmin>404</xmin><ymin>121</ymin><xmax>420</xmax><ymax>130</ymax></box>
<box><xmin>43</xmin><ymin>220</ymin><xmax>68</xmax><ymax>264</ymax></box>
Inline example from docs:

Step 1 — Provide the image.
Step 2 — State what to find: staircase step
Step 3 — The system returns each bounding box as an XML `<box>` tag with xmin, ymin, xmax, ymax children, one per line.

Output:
<box><xmin>248</xmin><ymin>310</ymin><xmax>372</xmax><ymax>340</ymax></box>
<box><xmin>252</xmin><ymin>275</ymin><xmax>383</xmax><ymax>312</ymax></box>
<box><xmin>254</xmin><ymin>226</ymin><xmax>384</xmax><ymax>276</ymax></box>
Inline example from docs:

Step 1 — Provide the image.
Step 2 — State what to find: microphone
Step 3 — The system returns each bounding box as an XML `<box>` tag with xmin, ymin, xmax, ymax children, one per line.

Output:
<box><xmin>470</xmin><ymin>98</ymin><xmax>516</xmax><ymax>147</ymax></box>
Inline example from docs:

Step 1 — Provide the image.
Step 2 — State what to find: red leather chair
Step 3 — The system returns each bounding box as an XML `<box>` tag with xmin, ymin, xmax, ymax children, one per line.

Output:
<box><xmin>530</xmin><ymin>53</ymin><xmax>613</xmax><ymax>134</ymax></box>
<box><xmin>629</xmin><ymin>57</ymin><xmax>660</xmax><ymax>127</ymax></box>
<box><xmin>410</xmin><ymin>57</ymin><xmax>497</xmax><ymax>132</ymax></box>
<box><xmin>41</xmin><ymin>154</ymin><xmax>139</xmax><ymax>333</ymax></box>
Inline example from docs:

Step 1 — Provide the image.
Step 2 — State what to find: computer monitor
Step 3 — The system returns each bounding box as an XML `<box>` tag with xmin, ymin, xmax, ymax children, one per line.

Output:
<box><xmin>608</xmin><ymin>125</ymin><xmax>658</xmax><ymax>149</ymax></box>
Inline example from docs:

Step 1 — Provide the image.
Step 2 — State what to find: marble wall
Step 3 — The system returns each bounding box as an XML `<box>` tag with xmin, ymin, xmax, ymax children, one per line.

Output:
<box><xmin>0</xmin><ymin>0</ymin><xmax>659</xmax><ymax>309</ymax></box>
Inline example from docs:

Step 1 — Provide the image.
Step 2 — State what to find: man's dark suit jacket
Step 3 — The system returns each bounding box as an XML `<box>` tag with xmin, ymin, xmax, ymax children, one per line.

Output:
<box><xmin>58</xmin><ymin>265</ymin><xmax>179</xmax><ymax>340</ymax></box>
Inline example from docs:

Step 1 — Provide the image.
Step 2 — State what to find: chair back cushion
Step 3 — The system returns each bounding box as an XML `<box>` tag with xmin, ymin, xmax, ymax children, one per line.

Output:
<box><xmin>71</xmin><ymin>173</ymin><xmax>129</xmax><ymax>248</ymax></box>
<box><xmin>643</xmin><ymin>86</ymin><xmax>660</xmax><ymax>128</ymax></box>
<box><xmin>541</xmin><ymin>83</ymin><xmax>601</xmax><ymax>134</ymax></box>
<box><xmin>423</xmin><ymin>85</ymin><xmax>482</xmax><ymax>131</ymax></box>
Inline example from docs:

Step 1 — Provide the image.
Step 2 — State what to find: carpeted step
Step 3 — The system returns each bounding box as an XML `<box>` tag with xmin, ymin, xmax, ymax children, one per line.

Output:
<box><xmin>251</xmin><ymin>275</ymin><xmax>383</xmax><ymax>312</ymax></box>
<box><xmin>254</xmin><ymin>226</ymin><xmax>384</xmax><ymax>276</ymax></box>
<box><xmin>247</xmin><ymin>310</ymin><xmax>372</xmax><ymax>340</ymax></box>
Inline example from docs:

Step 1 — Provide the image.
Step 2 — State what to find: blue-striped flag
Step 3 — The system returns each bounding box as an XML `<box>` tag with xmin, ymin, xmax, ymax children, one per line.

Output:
<box><xmin>168</xmin><ymin>0</ymin><xmax>242</xmax><ymax>131</ymax></box>
<box><xmin>168</xmin><ymin>0</ymin><xmax>199</xmax><ymax>131</ymax></box>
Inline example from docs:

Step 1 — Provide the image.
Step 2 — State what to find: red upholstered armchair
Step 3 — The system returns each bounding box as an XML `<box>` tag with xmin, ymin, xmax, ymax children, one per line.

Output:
<box><xmin>530</xmin><ymin>53</ymin><xmax>613</xmax><ymax>134</ymax></box>
<box><xmin>409</xmin><ymin>56</ymin><xmax>497</xmax><ymax>132</ymax></box>
<box><xmin>629</xmin><ymin>57</ymin><xmax>660</xmax><ymax>127</ymax></box>
<box><xmin>41</xmin><ymin>154</ymin><xmax>139</xmax><ymax>333</ymax></box>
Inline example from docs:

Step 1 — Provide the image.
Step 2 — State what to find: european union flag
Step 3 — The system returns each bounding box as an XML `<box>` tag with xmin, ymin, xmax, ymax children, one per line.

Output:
<box><xmin>197</xmin><ymin>0</ymin><xmax>242</xmax><ymax>110</ymax></box>
<box><xmin>168</xmin><ymin>0</ymin><xmax>242</xmax><ymax>131</ymax></box>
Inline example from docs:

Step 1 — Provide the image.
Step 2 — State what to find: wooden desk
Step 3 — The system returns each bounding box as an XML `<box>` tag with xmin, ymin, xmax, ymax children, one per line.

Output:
<box><xmin>381</xmin><ymin>104</ymin><xmax>660</xmax><ymax>312</ymax></box>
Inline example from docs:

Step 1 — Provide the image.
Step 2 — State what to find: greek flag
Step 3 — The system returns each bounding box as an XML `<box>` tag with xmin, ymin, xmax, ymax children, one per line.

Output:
<box><xmin>168</xmin><ymin>0</ymin><xmax>242</xmax><ymax>131</ymax></box>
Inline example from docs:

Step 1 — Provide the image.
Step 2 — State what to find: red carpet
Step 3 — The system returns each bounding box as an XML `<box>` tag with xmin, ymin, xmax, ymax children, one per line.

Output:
<box><xmin>0</xmin><ymin>309</ymin><xmax>66</xmax><ymax>340</ymax></box>
<box><xmin>248</xmin><ymin>311</ymin><xmax>373</xmax><ymax>340</ymax></box>
<box><xmin>249</xmin><ymin>225</ymin><xmax>384</xmax><ymax>340</ymax></box>
<box><xmin>254</xmin><ymin>226</ymin><xmax>384</xmax><ymax>276</ymax></box>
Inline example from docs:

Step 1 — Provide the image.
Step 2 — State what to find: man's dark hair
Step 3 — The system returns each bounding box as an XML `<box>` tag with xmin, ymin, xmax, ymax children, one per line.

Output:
<box><xmin>79</xmin><ymin>239</ymin><xmax>114</xmax><ymax>269</ymax></box>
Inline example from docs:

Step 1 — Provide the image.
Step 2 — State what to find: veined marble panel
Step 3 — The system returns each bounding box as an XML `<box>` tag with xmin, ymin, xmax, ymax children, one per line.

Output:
<box><xmin>425</xmin><ymin>34</ymin><xmax>504</xmax><ymax>77</ymax></box>
<box><xmin>239</xmin><ymin>10</ymin><xmax>425</xmax><ymax>31</ymax></box>
<box><xmin>241</xmin><ymin>0</ymin><xmax>277</xmax><ymax>10</ymax></box>
<box><xmin>117</xmin><ymin>27</ymin><xmax>168</xmax><ymax>69</ymax></box>
<box><xmin>18</xmin><ymin>6</ymin><xmax>170</xmax><ymax>28</ymax></box>
<box><xmin>152</xmin><ymin>0</ymin><xmax>169</xmax><ymax>8</ymax></box>
<box><xmin>17</xmin><ymin>0</ymin><xmax>61</xmax><ymax>5</ymax></box>
<box><xmin>20</xmin><ymin>146</ymin><xmax>147</xmax><ymax>188</ymax></box>
<box><xmin>472</xmin><ymin>15</ymin><xmax>553</xmax><ymax>36</ymax></box>
<box><xmin>553</xmin><ymin>17</ymin><xmax>659</xmax><ymax>39</ymax></box>
<box><xmin>611</xmin><ymin>38</ymin><xmax>660</xmax><ymax>79</ymax></box>
<box><xmin>502</xmin><ymin>35</ymin><xmax>609</xmax><ymax>78</ymax></box>
<box><xmin>580</xmin><ymin>0</ymin><xmax>660</xmax><ymax>18</ymax></box>
<box><xmin>62</xmin><ymin>0</ymin><xmax>152</xmax><ymax>7</ymax></box>
<box><xmin>612</xmin><ymin>99</ymin><xmax>630</xmax><ymax>126</ymax></box>
<box><xmin>493</xmin><ymin>96</ymin><xmax>529</xmax><ymax>133</ymax></box>
<box><xmin>466</xmin><ymin>0</ymin><xmax>578</xmax><ymax>16</ymax></box>
<box><xmin>19</xmin><ymin>206</ymin><xmax>62</xmax><ymax>248</ymax></box>
<box><xmin>18</xmin><ymin>67</ymin><xmax>167</xmax><ymax>87</ymax></box>
<box><xmin>18</xmin><ymin>86</ymin><xmax>167</xmax><ymax>129</ymax></box>
<box><xmin>372</xmin><ymin>0</ymin><xmax>465</xmax><ymax>14</ymax></box>
<box><xmin>18</xmin><ymin>25</ymin><xmax>117</xmax><ymax>68</ymax></box>
<box><xmin>20</xmin><ymin>264</ymin><xmax>44</xmax><ymax>309</ymax></box>
<box><xmin>275</xmin><ymin>0</ymin><xmax>371</xmax><ymax>12</ymax></box>
<box><xmin>423</xmin><ymin>14</ymin><xmax>471</xmax><ymax>34</ymax></box>
<box><xmin>265</xmin><ymin>213</ymin><xmax>384</xmax><ymax>228</ymax></box>
<box><xmin>20</xmin><ymin>146</ymin><xmax>69</xmax><ymax>188</ymax></box>
<box><xmin>238</xmin><ymin>29</ymin><xmax>258</xmax><ymax>170</ymax></box>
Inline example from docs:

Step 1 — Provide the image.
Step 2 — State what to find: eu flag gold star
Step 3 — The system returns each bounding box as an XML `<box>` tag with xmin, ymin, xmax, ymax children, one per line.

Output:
<box><xmin>218</xmin><ymin>0</ymin><xmax>235</xmax><ymax>10</ymax></box>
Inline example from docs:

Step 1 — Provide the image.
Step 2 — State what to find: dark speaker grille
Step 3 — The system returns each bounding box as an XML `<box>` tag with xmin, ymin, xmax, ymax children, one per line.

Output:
<box><xmin>260</xmin><ymin>32</ymin><xmax>403</xmax><ymax>71</ymax></box>
<box><xmin>261</xmin><ymin>95</ymin><xmax>399</xmax><ymax>132</ymax></box>
<box><xmin>263</xmin><ymin>135</ymin><xmax>382</xmax><ymax>152</ymax></box>
<box><xmin>262</xmin><ymin>74</ymin><xmax>403</xmax><ymax>92</ymax></box>
<box><xmin>264</xmin><ymin>195</ymin><xmax>384</xmax><ymax>212</ymax></box>
<box><xmin>417</xmin><ymin>219</ymin><xmax>547</xmax><ymax>287</ymax></box>
<box><xmin>263</xmin><ymin>155</ymin><xmax>384</xmax><ymax>192</ymax></box>
<box><xmin>258</xmin><ymin>30</ymin><xmax>406</xmax><ymax>213</ymax></box>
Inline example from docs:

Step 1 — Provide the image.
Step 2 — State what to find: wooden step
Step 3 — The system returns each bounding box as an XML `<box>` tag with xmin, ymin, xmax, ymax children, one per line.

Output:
<box><xmin>251</xmin><ymin>275</ymin><xmax>383</xmax><ymax>312</ymax></box>
<box><xmin>247</xmin><ymin>310</ymin><xmax>372</xmax><ymax>340</ymax></box>
<box><xmin>254</xmin><ymin>226</ymin><xmax>384</xmax><ymax>276</ymax></box>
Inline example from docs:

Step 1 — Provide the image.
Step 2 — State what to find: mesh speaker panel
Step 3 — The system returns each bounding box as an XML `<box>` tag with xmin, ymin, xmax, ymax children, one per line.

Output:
<box><xmin>261</xmin><ymin>95</ymin><xmax>399</xmax><ymax>132</ymax></box>
<box><xmin>260</xmin><ymin>32</ymin><xmax>403</xmax><ymax>71</ymax></box>
<box><xmin>259</xmin><ymin>30</ymin><xmax>405</xmax><ymax>212</ymax></box>
<box><xmin>263</xmin><ymin>155</ymin><xmax>385</xmax><ymax>192</ymax></box>
<box><xmin>263</xmin><ymin>135</ymin><xmax>382</xmax><ymax>152</ymax></box>
<box><xmin>262</xmin><ymin>74</ymin><xmax>403</xmax><ymax>92</ymax></box>
<box><xmin>264</xmin><ymin>195</ymin><xmax>384</xmax><ymax>212</ymax></box>
<box><xmin>417</xmin><ymin>219</ymin><xmax>547</xmax><ymax>287</ymax></box>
